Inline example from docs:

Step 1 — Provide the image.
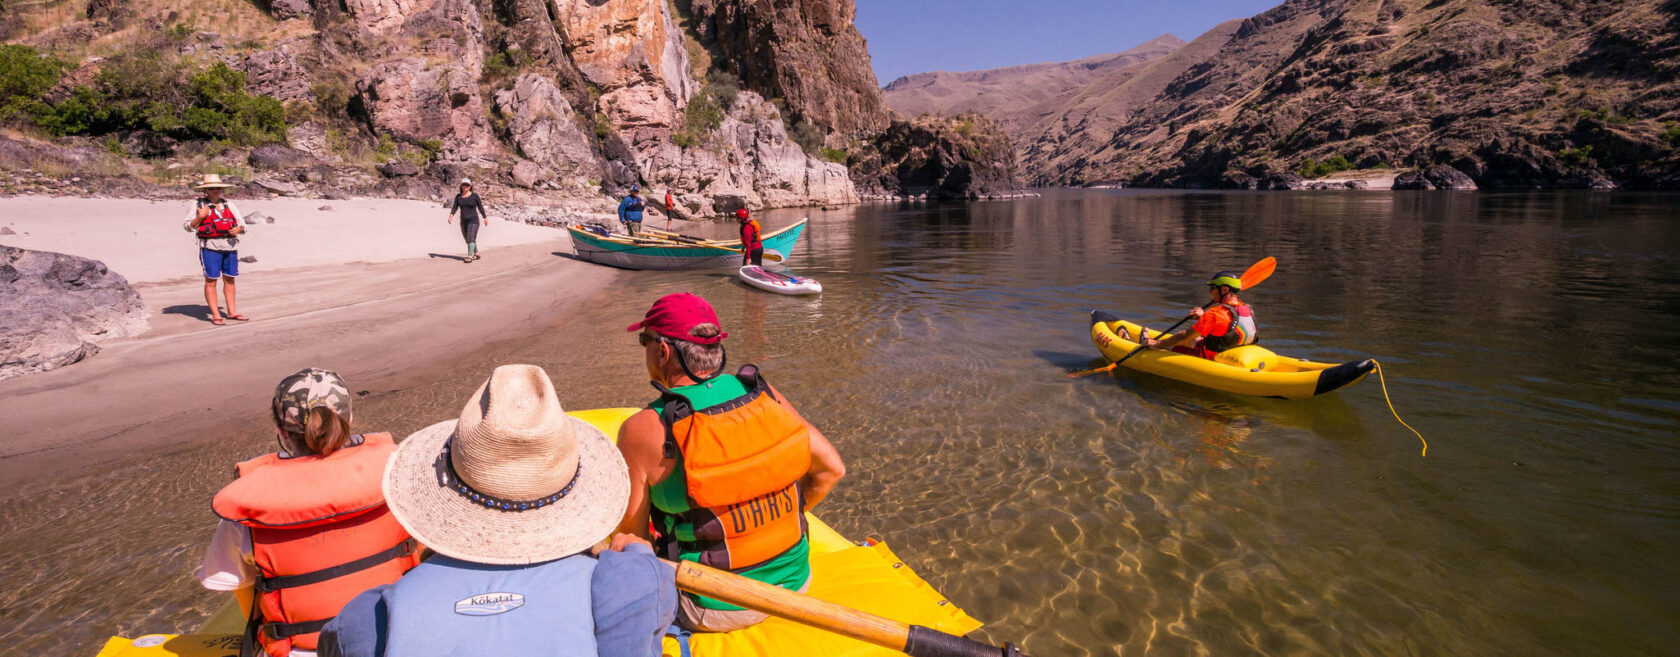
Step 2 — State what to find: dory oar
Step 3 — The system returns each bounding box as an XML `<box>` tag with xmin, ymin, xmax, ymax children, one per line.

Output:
<box><xmin>671</xmin><ymin>558</ymin><xmax>1025</xmax><ymax>657</ymax></box>
<box><xmin>1069</xmin><ymin>257</ymin><xmax>1277</xmax><ymax>378</ymax></box>
<box><xmin>634</xmin><ymin>229</ymin><xmax>787</xmax><ymax>263</ymax></box>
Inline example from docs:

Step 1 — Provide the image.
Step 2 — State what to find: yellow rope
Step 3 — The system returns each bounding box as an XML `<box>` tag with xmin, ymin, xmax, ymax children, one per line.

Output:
<box><xmin>1372</xmin><ymin>360</ymin><xmax>1427</xmax><ymax>457</ymax></box>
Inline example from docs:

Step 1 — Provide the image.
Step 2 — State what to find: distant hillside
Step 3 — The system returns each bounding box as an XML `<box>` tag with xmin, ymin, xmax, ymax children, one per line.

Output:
<box><xmin>881</xmin><ymin>35</ymin><xmax>1184</xmax><ymax>133</ymax></box>
<box><xmin>1017</xmin><ymin>20</ymin><xmax>1243</xmax><ymax>185</ymax></box>
<box><xmin>1054</xmin><ymin>0</ymin><xmax>1680</xmax><ymax>189</ymax></box>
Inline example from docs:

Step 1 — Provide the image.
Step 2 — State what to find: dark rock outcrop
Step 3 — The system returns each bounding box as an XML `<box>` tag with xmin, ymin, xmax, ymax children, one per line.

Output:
<box><xmin>683</xmin><ymin>0</ymin><xmax>888</xmax><ymax>138</ymax></box>
<box><xmin>0</xmin><ymin>246</ymin><xmax>150</xmax><ymax>382</ymax></box>
<box><xmin>850</xmin><ymin>114</ymin><xmax>1020</xmax><ymax>199</ymax></box>
<box><xmin>249</xmin><ymin>144</ymin><xmax>316</xmax><ymax>170</ymax></box>
<box><xmin>1394</xmin><ymin>165</ymin><xmax>1479</xmax><ymax>190</ymax></box>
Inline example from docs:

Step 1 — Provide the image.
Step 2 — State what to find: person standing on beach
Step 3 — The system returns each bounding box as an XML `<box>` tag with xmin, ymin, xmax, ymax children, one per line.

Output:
<box><xmin>447</xmin><ymin>179</ymin><xmax>488</xmax><ymax>262</ymax></box>
<box><xmin>618</xmin><ymin>185</ymin><xmax>645</xmax><ymax>237</ymax></box>
<box><xmin>736</xmin><ymin>208</ymin><xmax>763</xmax><ymax>267</ymax></box>
<box><xmin>616</xmin><ymin>293</ymin><xmax>846</xmax><ymax>633</ymax></box>
<box><xmin>200</xmin><ymin>368</ymin><xmax>423</xmax><ymax>657</ymax></box>
<box><xmin>183</xmin><ymin>174</ymin><xmax>248</xmax><ymax>326</ymax></box>
<box><xmin>663</xmin><ymin>190</ymin><xmax>675</xmax><ymax>230</ymax></box>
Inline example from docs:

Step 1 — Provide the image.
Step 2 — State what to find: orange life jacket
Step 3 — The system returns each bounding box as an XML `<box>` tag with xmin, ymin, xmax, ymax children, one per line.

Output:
<box><xmin>211</xmin><ymin>433</ymin><xmax>421</xmax><ymax>657</ymax></box>
<box><xmin>655</xmin><ymin>366</ymin><xmax>810</xmax><ymax>570</ymax></box>
<box><xmin>740</xmin><ymin>219</ymin><xmax>763</xmax><ymax>251</ymax></box>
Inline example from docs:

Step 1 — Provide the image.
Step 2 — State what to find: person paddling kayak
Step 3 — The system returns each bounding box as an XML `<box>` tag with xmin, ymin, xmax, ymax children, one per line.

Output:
<box><xmin>1136</xmin><ymin>270</ymin><xmax>1259</xmax><ymax>360</ymax></box>
<box><xmin>736</xmin><ymin>208</ymin><xmax>763</xmax><ymax>266</ymax></box>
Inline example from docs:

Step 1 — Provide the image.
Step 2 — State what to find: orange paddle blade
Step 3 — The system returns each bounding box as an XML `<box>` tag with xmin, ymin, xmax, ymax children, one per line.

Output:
<box><xmin>1240</xmin><ymin>257</ymin><xmax>1276</xmax><ymax>290</ymax></box>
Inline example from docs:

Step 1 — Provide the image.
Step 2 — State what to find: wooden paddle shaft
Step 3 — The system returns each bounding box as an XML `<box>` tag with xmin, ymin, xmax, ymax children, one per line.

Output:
<box><xmin>672</xmin><ymin>559</ymin><xmax>1020</xmax><ymax>657</ymax></box>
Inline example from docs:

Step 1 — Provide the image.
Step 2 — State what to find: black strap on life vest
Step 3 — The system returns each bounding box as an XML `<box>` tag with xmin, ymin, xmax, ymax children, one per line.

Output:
<box><xmin>261</xmin><ymin>617</ymin><xmax>331</xmax><ymax>641</ymax></box>
<box><xmin>254</xmin><ymin>537</ymin><xmax>418</xmax><ymax>593</ymax></box>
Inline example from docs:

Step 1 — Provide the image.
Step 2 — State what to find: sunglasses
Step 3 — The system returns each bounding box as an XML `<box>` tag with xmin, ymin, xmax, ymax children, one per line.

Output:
<box><xmin>638</xmin><ymin>333</ymin><xmax>664</xmax><ymax>347</ymax></box>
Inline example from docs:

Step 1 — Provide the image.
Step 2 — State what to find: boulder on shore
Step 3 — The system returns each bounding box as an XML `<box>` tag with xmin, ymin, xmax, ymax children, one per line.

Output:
<box><xmin>0</xmin><ymin>246</ymin><xmax>150</xmax><ymax>382</ymax></box>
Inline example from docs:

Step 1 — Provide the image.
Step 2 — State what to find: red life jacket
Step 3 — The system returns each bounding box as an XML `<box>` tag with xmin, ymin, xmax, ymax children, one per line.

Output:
<box><xmin>740</xmin><ymin>219</ymin><xmax>763</xmax><ymax>251</ymax></box>
<box><xmin>211</xmin><ymin>433</ymin><xmax>421</xmax><ymax>657</ymax></box>
<box><xmin>196</xmin><ymin>200</ymin><xmax>238</xmax><ymax>239</ymax></box>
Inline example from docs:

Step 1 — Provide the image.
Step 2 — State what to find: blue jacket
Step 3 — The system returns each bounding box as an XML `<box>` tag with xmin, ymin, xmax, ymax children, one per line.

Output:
<box><xmin>618</xmin><ymin>195</ymin><xmax>645</xmax><ymax>223</ymax></box>
<box><xmin>317</xmin><ymin>544</ymin><xmax>675</xmax><ymax>657</ymax></box>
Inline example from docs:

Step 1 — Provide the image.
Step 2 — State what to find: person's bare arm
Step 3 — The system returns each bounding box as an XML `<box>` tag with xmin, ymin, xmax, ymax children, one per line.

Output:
<box><xmin>614</xmin><ymin>409</ymin><xmax>666</xmax><ymax>539</ymax></box>
<box><xmin>768</xmin><ymin>384</ymin><xmax>845</xmax><ymax>510</ymax></box>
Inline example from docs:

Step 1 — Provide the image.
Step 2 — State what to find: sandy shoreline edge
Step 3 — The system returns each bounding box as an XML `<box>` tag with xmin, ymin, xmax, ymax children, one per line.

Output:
<box><xmin>0</xmin><ymin>195</ymin><xmax>619</xmax><ymax>486</ymax></box>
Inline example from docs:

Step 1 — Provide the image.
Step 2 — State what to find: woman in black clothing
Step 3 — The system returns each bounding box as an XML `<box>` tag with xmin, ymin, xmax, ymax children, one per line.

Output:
<box><xmin>447</xmin><ymin>179</ymin><xmax>488</xmax><ymax>262</ymax></box>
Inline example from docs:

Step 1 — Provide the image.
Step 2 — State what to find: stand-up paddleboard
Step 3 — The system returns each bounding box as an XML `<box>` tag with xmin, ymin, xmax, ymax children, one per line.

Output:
<box><xmin>738</xmin><ymin>265</ymin><xmax>822</xmax><ymax>295</ymax></box>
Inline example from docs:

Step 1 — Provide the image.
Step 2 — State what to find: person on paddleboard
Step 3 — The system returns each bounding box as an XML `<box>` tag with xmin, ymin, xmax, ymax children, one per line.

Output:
<box><xmin>447</xmin><ymin>179</ymin><xmax>489</xmax><ymax>262</ymax></box>
<box><xmin>1136</xmin><ymin>270</ymin><xmax>1259</xmax><ymax>360</ymax></box>
<box><xmin>618</xmin><ymin>184</ymin><xmax>646</xmax><ymax>237</ymax></box>
<box><xmin>199</xmin><ymin>368</ymin><xmax>423</xmax><ymax>657</ymax></box>
<box><xmin>615</xmin><ymin>293</ymin><xmax>846</xmax><ymax>632</ymax></box>
<box><xmin>736</xmin><ymin>208</ymin><xmax>764</xmax><ymax>266</ymax></box>
<box><xmin>318</xmin><ymin>364</ymin><xmax>676</xmax><ymax>657</ymax></box>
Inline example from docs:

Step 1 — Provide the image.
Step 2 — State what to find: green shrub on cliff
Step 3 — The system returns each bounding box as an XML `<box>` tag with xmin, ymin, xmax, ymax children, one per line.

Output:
<box><xmin>22</xmin><ymin>54</ymin><xmax>284</xmax><ymax>147</ymax></box>
<box><xmin>1297</xmin><ymin>155</ymin><xmax>1354</xmax><ymax>178</ymax></box>
<box><xmin>1661</xmin><ymin>122</ymin><xmax>1679</xmax><ymax>146</ymax></box>
<box><xmin>0</xmin><ymin>45</ymin><xmax>66</xmax><ymax>120</ymax></box>
<box><xmin>791</xmin><ymin>120</ymin><xmax>822</xmax><ymax>155</ymax></box>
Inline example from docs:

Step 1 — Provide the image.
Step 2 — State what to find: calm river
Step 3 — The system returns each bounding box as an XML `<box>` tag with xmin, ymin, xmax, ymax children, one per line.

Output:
<box><xmin>4</xmin><ymin>189</ymin><xmax>1678</xmax><ymax>656</ymax></box>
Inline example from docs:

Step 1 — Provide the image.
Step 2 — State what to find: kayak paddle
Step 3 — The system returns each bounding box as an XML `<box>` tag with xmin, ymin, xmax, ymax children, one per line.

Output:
<box><xmin>638</xmin><ymin>228</ymin><xmax>787</xmax><ymax>263</ymax></box>
<box><xmin>1070</xmin><ymin>257</ymin><xmax>1277</xmax><ymax>378</ymax></box>
<box><xmin>671</xmin><ymin>557</ymin><xmax>1026</xmax><ymax>657</ymax></box>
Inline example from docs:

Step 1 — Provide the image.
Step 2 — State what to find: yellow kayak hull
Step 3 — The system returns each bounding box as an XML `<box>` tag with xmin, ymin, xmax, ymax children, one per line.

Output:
<box><xmin>1090</xmin><ymin>310</ymin><xmax>1373</xmax><ymax>399</ymax></box>
<box><xmin>95</xmin><ymin>408</ymin><xmax>980</xmax><ymax>657</ymax></box>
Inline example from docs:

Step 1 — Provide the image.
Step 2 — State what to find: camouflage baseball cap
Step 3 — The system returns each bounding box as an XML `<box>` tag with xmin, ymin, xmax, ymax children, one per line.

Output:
<box><xmin>272</xmin><ymin>368</ymin><xmax>352</xmax><ymax>433</ymax></box>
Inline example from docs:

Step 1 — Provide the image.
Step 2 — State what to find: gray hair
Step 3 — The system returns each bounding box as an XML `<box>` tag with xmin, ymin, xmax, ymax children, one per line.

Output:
<box><xmin>671</xmin><ymin>323</ymin><xmax>724</xmax><ymax>374</ymax></box>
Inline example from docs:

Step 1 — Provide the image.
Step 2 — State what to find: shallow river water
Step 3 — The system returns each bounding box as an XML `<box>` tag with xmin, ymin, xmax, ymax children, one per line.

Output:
<box><xmin>4</xmin><ymin>189</ymin><xmax>1678</xmax><ymax>656</ymax></box>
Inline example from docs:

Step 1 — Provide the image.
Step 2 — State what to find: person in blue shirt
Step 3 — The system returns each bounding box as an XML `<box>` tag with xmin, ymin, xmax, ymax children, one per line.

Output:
<box><xmin>317</xmin><ymin>364</ymin><xmax>675</xmax><ymax>657</ymax></box>
<box><xmin>617</xmin><ymin>185</ymin><xmax>646</xmax><ymax>236</ymax></box>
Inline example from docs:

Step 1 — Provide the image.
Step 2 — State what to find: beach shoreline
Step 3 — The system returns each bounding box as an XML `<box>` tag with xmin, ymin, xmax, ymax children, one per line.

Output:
<box><xmin>0</xmin><ymin>195</ymin><xmax>620</xmax><ymax>488</ymax></box>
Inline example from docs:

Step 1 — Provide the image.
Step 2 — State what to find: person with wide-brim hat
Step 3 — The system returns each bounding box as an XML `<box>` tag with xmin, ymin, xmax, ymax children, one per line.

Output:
<box><xmin>182</xmin><ymin>173</ymin><xmax>249</xmax><ymax>325</ymax></box>
<box><xmin>318</xmin><ymin>364</ymin><xmax>676</xmax><ymax>657</ymax></box>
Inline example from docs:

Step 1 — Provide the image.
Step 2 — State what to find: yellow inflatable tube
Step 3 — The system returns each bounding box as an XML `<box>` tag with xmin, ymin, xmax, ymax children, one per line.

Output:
<box><xmin>1090</xmin><ymin>310</ymin><xmax>1373</xmax><ymax>399</ymax></box>
<box><xmin>96</xmin><ymin>408</ymin><xmax>980</xmax><ymax>657</ymax></box>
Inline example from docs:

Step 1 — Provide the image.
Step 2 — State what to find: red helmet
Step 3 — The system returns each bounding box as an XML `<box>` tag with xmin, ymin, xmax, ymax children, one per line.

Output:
<box><xmin>735</xmin><ymin>208</ymin><xmax>750</xmax><ymax>219</ymax></box>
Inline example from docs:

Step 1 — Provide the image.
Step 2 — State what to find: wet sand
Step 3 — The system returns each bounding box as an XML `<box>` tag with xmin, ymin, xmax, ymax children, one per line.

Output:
<box><xmin>0</xmin><ymin>196</ymin><xmax>614</xmax><ymax>486</ymax></box>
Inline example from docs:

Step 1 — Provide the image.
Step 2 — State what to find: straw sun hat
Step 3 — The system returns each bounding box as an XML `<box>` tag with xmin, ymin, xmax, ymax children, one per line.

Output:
<box><xmin>383</xmin><ymin>364</ymin><xmax>630</xmax><ymax>565</ymax></box>
<box><xmin>192</xmin><ymin>173</ymin><xmax>235</xmax><ymax>190</ymax></box>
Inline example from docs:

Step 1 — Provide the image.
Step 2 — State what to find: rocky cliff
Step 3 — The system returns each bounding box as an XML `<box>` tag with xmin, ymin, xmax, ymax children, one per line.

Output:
<box><xmin>0</xmin><ymin>246</ymin><xmax>149</xmax><ymax>382</ymax></box>
<box><xmin>2</xmin><ymin>0</ymin><xmax>900</xmax><ymax>212</ymax></box>
<box><xmin>887</xmin><ymin>0</ymin><xmax>1680</xmax><ymax>190</ymax></box>
<box><xmin>1056</xmin><ymin>0</ymin><xmax>1680</xmax><ymax>189</ymax></box>
<box><xmin>848</xmin><ymin>113</ymin><xmax>1022</xmax><ymax>200</ymax></box>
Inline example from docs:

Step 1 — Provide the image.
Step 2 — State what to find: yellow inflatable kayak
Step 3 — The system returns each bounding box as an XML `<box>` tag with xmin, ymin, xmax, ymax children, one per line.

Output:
<box><xmin>1090</xmin><ymin>310</ymin><xmax>1373</xmax><ymax>399</ymax></box>
<box><xmin>95</xmin><ymin>408</ymin><xmax>980</xmax><ymax>657</ymax></box>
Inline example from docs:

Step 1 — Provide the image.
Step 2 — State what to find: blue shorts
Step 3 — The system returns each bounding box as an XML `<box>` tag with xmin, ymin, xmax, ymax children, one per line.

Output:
<box><xmin>201</xmin><ymin>249</ymin><xmax>238</xmax><ymax>279</ymax></box>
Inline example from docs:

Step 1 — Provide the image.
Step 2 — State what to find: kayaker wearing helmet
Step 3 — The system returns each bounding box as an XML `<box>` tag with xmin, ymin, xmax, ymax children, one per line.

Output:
<box><xmin>1137</xmin><ymin>270</ymin><xmax>1258</xmax><ymax>360</ymax></box>
<box><xmin>736</xmin><ymin>208</ymin><xmax>763</xmax><ymax>266</ymax></box>
<box><xmin>199</xmin><ymin>369</ymin><xmax>423</xmax><ymax>657</ymax></box>
<box><xmin>618</xmin><ymin>184</ymin><xmax>645</xmax><ymax>236</ymax></box>
<box><xmin>615</xmin><ymin>293</ymin><xmax>846</xmax><ymax>632</ymax></box>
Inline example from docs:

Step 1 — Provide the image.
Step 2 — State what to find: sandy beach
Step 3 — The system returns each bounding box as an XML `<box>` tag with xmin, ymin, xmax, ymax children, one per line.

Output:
<box><xmin>0</xmin><ymin>195</ymin><xmax>616</xmax><ymax>485</ymax></box>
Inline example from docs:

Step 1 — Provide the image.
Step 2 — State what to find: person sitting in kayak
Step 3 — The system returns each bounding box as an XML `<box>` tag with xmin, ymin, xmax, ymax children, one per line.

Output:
<box><xmin>1136</xmin><ymin>270</ymin><xmax>1258</xmax><ymax>360</ymax></box>
<box><xmin>737</xmin><ymin>208</ymin><xmax>763</xmax><ymax>266</ymax></box>
<box><xmin>615</xmin><ymin>293</ymin><xmax>846</xmax><ymax>632</ymax></box>
<box><xmin>199</xmin><ymin>369</ymin><xmax>424</xmax><ymax>657</ymax></box>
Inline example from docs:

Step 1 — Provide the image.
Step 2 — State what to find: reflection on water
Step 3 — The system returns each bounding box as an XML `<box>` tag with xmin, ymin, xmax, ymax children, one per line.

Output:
<box><xmin>4</xmin><ymin>190</ymin><xmax>1679</xmax><ymax>656</ymax></box>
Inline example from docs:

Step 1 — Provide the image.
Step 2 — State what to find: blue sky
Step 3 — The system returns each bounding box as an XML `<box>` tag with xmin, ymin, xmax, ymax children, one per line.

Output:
<box><xmin>855</xmin><ymin>0</ymin><xmax>1283</xmax><ymax>84</ymax></box>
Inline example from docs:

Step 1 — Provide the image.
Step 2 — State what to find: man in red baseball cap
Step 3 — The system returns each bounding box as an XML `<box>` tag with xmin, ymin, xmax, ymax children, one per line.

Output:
<box><xmin>736</xmin><ymin>208</ymin><xmax>763</xmax><ymax>267</ymax></box>
<box><xmin>617</xmin><ymin>293</ymin><xmax>845</xmax><ymax>633</ymax></box>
